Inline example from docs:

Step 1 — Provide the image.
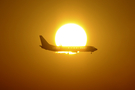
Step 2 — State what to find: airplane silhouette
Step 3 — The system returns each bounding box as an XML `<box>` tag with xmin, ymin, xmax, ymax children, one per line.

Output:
<box><xmin>39</xmin><ymin>35</ymin><xmax>97</xmax><ymax>54</ymax></box>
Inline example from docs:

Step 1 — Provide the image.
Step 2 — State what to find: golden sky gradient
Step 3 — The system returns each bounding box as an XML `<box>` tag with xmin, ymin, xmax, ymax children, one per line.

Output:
<box><xmin>0</xmin><ymin>0</ymin><xmax>135</xmax><ymax>90</ymax></box>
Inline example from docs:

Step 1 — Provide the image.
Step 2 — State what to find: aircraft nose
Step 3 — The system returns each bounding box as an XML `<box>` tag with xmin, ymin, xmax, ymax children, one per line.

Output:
<box><xmin>95</xmin><ymin>48</ymin><xmax>98</xmax><ymax>51</ymax></box>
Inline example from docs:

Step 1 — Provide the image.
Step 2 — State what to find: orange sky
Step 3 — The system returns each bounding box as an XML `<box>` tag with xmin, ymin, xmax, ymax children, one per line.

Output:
<box><xmin>0</xmin><ymin>0</ymin><xmax>135</xmax><ymax>90</ymax></box>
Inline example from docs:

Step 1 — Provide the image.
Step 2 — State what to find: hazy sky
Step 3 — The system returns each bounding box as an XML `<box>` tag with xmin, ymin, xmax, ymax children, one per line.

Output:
<box><xmin>0</xmin><ymin>0</ymin><xmax>135</xmax><ymax>90</ymax></box>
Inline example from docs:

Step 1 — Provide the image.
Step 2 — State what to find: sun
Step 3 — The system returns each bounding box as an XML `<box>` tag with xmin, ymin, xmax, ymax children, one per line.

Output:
<box><xmin>55</xmin><ymin>23</ymin><xmax>87</xmax><ymax>46</ymax></box>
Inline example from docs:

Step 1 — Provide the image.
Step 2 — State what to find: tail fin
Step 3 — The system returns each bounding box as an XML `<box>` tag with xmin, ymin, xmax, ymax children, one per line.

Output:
<box><xmin>39</xmin><ymin>35</ymin><xmax>50</xmax><ymax>48</ymax></box>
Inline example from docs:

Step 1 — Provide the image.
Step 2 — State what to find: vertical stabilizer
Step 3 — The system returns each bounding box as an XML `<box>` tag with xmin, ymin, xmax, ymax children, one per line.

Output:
<box><xmin>39</xmin><ymin>35</ymin><xmax>50</xmax><ymax>49</ymax></box>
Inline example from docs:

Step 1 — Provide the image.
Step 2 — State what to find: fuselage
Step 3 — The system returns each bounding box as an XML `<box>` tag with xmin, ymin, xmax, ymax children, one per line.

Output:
<box><xmin>41</xmin><ymin>45</ymin><xmax>97</xmax><ymax>53</ymax></box>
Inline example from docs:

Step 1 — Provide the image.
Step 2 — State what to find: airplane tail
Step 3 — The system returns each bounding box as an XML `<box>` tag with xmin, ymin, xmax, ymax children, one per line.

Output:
<box><xmin>39</xmin><ymin>35</ymin><xmax>50</xmax><ymax>49</ymax></box>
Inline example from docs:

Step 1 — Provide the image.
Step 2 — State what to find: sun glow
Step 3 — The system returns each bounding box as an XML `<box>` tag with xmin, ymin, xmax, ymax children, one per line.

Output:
<box><xmin>55</xmin><ymin>23</ymin><xmax>87</xmax><ymax>54</ymax></box>
<box><xmin>55</xmin><ymin>51</ymin><xmax>78</xmax><ymax>55</ymax></box>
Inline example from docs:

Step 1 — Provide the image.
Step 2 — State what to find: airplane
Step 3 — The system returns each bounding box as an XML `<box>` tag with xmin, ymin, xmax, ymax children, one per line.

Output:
<box><xmin>39</xmin><ymin>35</ymin><xmax>98</xmax><ymax>54</ymax></box>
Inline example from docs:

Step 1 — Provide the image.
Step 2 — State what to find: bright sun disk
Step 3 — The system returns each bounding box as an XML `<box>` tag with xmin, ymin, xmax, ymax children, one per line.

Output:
<box><xmin>55</xmin><ymin>23</ymin><xmax>87</xmax><ymax>47</ymax></box>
